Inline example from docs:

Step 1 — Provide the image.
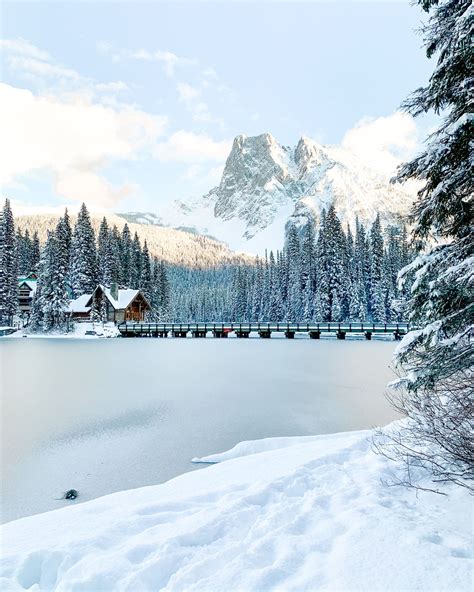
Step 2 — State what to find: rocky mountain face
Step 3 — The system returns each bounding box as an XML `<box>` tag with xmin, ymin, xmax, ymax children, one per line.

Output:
<box><xmin>137</xmin><ymin>132</ymin><xmax>415</xmax><ymax>252</ymax></box>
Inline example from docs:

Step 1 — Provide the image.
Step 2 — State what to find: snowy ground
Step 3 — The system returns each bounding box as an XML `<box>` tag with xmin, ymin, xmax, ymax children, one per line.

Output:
<box><xmin>6</xmin><ymin>322</ymin><xmax>120</xmax><ymax>339</ymax></box>
<box><xmin>1</xmin><ymin>422</ymin><xmax>471</xmax><ymax>591</ymax></box>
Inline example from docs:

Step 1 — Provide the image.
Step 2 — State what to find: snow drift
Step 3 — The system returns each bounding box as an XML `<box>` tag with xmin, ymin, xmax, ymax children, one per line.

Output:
<box><xmin>1</xmin><ymin>423</ymin><xmax>471</xmax><ymax>591</ymax></box>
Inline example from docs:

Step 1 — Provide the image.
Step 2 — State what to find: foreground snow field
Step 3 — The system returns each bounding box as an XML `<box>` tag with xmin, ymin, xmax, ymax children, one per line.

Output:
<box><xmin>1</xmin><ymin>424</ymin><xmax>472</xmax><ymax>592</ymax></box>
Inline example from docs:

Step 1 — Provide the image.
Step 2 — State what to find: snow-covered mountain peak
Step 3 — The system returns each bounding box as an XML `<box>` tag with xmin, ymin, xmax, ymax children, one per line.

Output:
<box><xmin>153</xmin><ymin>132</ymin><xmax>415</xmax><ymax>252</ymax></box>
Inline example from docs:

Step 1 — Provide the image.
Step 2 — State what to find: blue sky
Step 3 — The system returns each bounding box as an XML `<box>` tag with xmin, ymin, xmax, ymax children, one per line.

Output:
<box><xmin>0</xmin><ymin>1</ymin><xmax>433</xmax><ymax>215</ymax></box>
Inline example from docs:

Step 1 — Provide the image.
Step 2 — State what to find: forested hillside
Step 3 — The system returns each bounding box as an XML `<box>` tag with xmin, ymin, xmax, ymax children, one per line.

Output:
<box><xmin>15</xmin><ymin>212</ymin><xmax>247</xmax><ymax>268</ymax></box>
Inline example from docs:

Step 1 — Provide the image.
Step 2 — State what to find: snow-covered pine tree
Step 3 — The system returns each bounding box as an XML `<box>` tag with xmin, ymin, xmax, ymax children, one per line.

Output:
<box><xmin>0</xmin><ymin>199</ymin><xmax>18</xmax><ymax>323</ymax></box>
<box><xmin>31</xmin><ymin>230</ymin><xmax>69</xmax><ymax>332</ymax></box>
<box><xmin>330</xmin><ymin>288</ymin><xmax>343</xmax><ymax>322</ymax></box>
<box><xmin>61</xmin><ymin>208</ymin><xmax>72</xmax><ymax>259</ymax></box>
<box><xmin>285</xmin><ymin>224</ymin><xmax>302</xmax><ymax>321</ymax></box>
<box><xmin>31</xmin><ymin>231</ymin><xmax>41</xmax><ymax>273</ymax></box>
<box><xmin>16</xmin><ymin>229</ymin><xmax>28</xmax><ymax>275</ymax></box>
<box><xmin>150</xmin><ymin>258</ymin><xmax>162</xmax><ymax>321</ymax></box>
<box><xmin>268</xmin><ymin>251</ymin><xmax>282</xmax><ymax>320</ymax></box>
<box><xmin>312</xmin><ymin>288</ymin><xmax>324</xmax><ymax>322</ymax></box>
<box><xmin>369</xmin><ymin>214</ymin><xmax>386</xmax><ymax>322</ymax></box>
<box><xmin>159</xmin><ymin>262</ymin><xmax>171</xmax><ymax>321</ymax></box>
<box><xmin>119</xmin><ymin>224</ymin><xmax>132</xmax><ymax>288</ymax></box>
<box><xmin>140</xmin><ymin>240</ymin><xmax>153</xmax><ymax>304</ymax></box>
<box><xmin>301</xmin><ymin>222</ymin><xmax>316</xmax><ymax>321</ymax></box>
<box><xmin>231</xmin><ymin>266</ymin><xmax>248</xmax><ymax>320</ymax></box>
<box><xmin>130</xmin><ymin>232</ymin><xmax>143</xmax><ymax>288</ymax></box>
<box><xmin>378</xmin><ymin>0</ymin><xmax>473</xmax><ymax>490</ymax></box>
<box><xmin>98</xmin><ymin>217</ymin><xmax>112</xmax><ymax>287</ymax></box>
<box><xmin>315</xmin><ymin>210</ymin><xmax>330</xmax><ymax>321</ymax></box>
<box><xmin>55</xmin><ymin>212</ymin><xmax>72</xmax><ymax>288</ymax></box>
<box><xmin>109</xmin><ymin>225</ymin><xmax>122</xmax><ymax>286</ymax></box>
<box><xmin>250</xmin><ymin>256</ymin><xmax>263</xmax><ymax>321</ymax></box>
<box><xmin>70</xmin><ymin>203</ymin><xmax>98</xmax><ymax>297</ymax></box>
<box><xmin>324</xmin><ymin>206</ymin><xmax>346</xmax><ymax>321</ymax></box>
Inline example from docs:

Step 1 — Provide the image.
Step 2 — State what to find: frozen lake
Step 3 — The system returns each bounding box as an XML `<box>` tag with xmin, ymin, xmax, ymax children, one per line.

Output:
<box><xmin>1</xmin><ymin>336</ymin><xmax>399</xmax><ymax>523</ymax></box>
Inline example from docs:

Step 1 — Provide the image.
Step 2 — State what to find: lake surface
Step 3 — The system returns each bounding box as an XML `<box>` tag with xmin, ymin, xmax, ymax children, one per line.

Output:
<box><xmin>0</xmin><ymin>336</ymin><xmax>399</xmax><ymax>523</ymax></box>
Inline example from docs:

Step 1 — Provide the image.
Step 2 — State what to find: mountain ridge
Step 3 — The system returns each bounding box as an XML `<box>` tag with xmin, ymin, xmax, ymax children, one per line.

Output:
<box><xmin>15</xmin><ymin>212</ymin><xmax>251</xmax><ymax>268</ymax></box>
<box><xmin>152</xmin><ymin>132</ymin><xmax>414</xmax><ymax>251</ymax></box>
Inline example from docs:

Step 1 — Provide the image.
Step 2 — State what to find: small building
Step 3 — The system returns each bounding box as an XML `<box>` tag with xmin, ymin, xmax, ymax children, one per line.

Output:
<box><xmin>68</xmin><ymin>284</ymin><xmax>151</xmax><ymax>323</ymax></box>
<box><xmin>18</xmin><ymin>275</ymin><xmax>38</xmax><ymax>314</ymax></box>
<box><xmin>67</xmin><ymin>294</ymin><xmax>92</xmax><ymax>319</ymax></box>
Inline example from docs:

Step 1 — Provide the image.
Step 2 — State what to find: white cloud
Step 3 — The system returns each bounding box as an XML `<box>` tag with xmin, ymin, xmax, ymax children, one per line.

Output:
<box><xmin>6</xmin><ymin>55</ymin><xmax>81</xmax><ymax>82</ymax></box>
<box><xmin>176</xmin><ymin>83</ymin><xmax>225</xmax><ymax>129</ymax></box>
<box><xmin>342</xmin><ymin>112</ymin><xmax>418</xmax><ymax>176</ymax></box>
<box><xmin>154</xmin><ymin>50</ymin><xmax>196</xmax><ymax>77</ymax></box>
<box><xmin>177</xmin><ymin>82</ymin><xmax>201</xmax><ymax>103</ymax></box>
<box><xmin>0</xmin><ymin>38</ymin><xmax>51</xmax><ymax>61</ymax></box>
<box><xmin>0</xmin><ymin>83</ymin><xmax>167</xmax><ymax>208</ymax></box>
<box><xmin>54</xmin><ymin>170</ymin><xmax>136</xmax><ymax>209</ymax></box>
<box><xmin>97</xmin><ymin>42</ymin><xmax>196</xmax><ymax>78</ymax></box>
<box><xmin>153</xmin><ymin>131</ymin><xmax>230</xmax><ymax>163</ymax></box>
<box><xmin>2</xmin><ymin>38</ymin><xmax>129</xmax><ymax>99</ymax></box>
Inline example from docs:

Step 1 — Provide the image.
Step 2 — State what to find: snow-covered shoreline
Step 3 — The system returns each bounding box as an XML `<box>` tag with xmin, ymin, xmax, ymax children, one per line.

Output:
<box><xmin>4</xmin><ymin>322</ymin><xmax>120</xmax><ymax>339</ymax></box>
<box><xmin>1</xmin><ymin>423</ymin><xmax>471</xmax><ymax>591</ymax></box>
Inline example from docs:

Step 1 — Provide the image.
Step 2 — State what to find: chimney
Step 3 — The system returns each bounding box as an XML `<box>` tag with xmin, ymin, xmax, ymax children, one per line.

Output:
<box><xmin>110</xmin><ymin>282</ymin><xmax>118</xmax><ymax>301</ymax></box>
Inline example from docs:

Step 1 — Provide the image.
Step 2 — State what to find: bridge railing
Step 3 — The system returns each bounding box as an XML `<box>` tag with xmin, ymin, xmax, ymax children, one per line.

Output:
<box><xmin>117</xmin><ymin>321</ymin><xmax>411</xmax><ymax>333</ymax></box>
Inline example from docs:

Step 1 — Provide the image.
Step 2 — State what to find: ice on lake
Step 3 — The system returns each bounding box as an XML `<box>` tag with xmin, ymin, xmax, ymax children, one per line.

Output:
<box><xmin>0</xmin><ymin>337</ymin><xmax>399</xmax><ymax>522</ymax></box>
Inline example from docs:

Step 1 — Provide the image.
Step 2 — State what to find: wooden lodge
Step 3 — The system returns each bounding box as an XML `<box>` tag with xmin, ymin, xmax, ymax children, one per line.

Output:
<box><xmin>68</xmin><ymin>284</ymin><xmax>151</xmax><ymax>323</ymax></box>
<box><xmin>17</xmin><ymin>273</ymin><xmax>38</xmax><ymax>314</ymax></box>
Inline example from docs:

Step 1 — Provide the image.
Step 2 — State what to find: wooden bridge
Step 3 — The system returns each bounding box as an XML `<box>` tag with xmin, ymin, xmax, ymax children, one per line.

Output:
<box><xmin>117</xmin><ymin>322</ymin><xmax>411</xmax><ymax>340</ymax></box>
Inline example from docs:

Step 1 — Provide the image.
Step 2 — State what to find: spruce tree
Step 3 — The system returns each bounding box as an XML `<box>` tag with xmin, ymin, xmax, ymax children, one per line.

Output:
<box><xmin>140</xmin><ymin>240</ymin><xmax>153</xmax><ymax>303</ymax></box>
<box><xmin>98</xmin><ymin>217</ymin><xmax>113</xmax><ymax>287</ymax></box>
<box><xmin>285</xmin><ymin>224</ymin><xmax>302</xmax><ymax>320</ymax></box>
<box><xmin>159</xmin><ymin>262</ymin><xmax>171</xmax><ymax>321</ymax></box>
<box><xmin>70</xmin><ymin>203</ymin><xmax>98</xmax><ymax>296</ymax></box>
<box><xmin>55</xmin><ymin>211</ymin><xmax>72</xmax><ymax>290</ymax></box>
<box><xmin>0</xmin><ymin>199</ymin><xmax>18</xmax><ymax>323</ymax></box>
<box><xmin>369</xmin><ymin>214</ymin><xmax>386</xmax><ymax>322</ymax></box>
<box><xmin>120</xmin><ymin>224</ymin><xmax>132</xmax><ymax>287</ymax></box>
<box><xmin>323</xmin><ymin>206</ymin><xmax>346</xmax><ymax>321</ymax></box>
<box><xmin>31</xmin><ymin>231</ymin><xmax>40</xmax><ymax>272</ymax></box>
<box><xmin>31</xmin><ymin>231</ymin><xmax>69</xmax><ymax>332</ymax></box>
<box><xmin>130</xmin><ymin>232</ymin><xmax>143</xmax><ymax>288</ymax></box>
<box><xmin>379</xmin><ymin>0</ymin><xmax>473</xmax><ymax>489</ymax></box>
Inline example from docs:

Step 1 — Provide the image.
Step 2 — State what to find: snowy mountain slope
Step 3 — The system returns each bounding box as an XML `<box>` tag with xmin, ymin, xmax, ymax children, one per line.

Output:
<box><xmin>151</xmin><ymin>133</ymin><xmax>415</xmax><ymax>252</ymax></box>
<box><xmin>15</xmin><ymin>213</ymin><xmax>250</xmax><ymax>268</ymax></box>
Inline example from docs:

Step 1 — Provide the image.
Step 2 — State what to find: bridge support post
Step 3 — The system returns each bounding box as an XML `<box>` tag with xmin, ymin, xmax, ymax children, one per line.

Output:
<box><xmin>285</xmin><ymin>331</ymin><xmax>295</xmax><ymax>339</ymax></box>
<box><xmin>172</xmin><ymin>331</ymin><xmax>188</xmax><ymax>338</ymax></box>
<box><xmin>259</xmin><ymin>330</ymin><xmax>271</xmax><ymax>339</ymax></box>
<box><xmin>235</xmin><ymin>331</ymin><xmax>250</xmax><ymax>338</ymax></box>
<box><xmin>337</xmin><ymin>331</ymin><xmax>346</xmax><ymax>340</ymax></box>
<box><xmin>213</xmin><ymin>330</ymin><xmax>228</xmax><ymax>338</ymax></box>
<box><xmin>309</xmin><ymin>331</ymin><xmax>321</xmax><ymax>340</ymax></box>
<box><xmin>365</xmin><ymin>332</ymin><xmax>372</xmax><ymax>340</ymax></box>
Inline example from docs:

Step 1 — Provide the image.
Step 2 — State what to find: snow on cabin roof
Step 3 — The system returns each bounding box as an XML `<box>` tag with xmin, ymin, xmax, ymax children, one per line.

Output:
<box><xmin>18</xmin><ymin>280</ymin><xmax>38</xmax><ymax>293</ymax></box>
<box><xmin>104</xmin><ymin>287</ymin><xmax>141</xmax><ymax>310</ymax></box>
<box><xmin>91</xmin><ymin>285</ymin><xmax>147</xmax><ymax>311</ymax></box>
<box><xmin>67</xmin><ymin>294</ymin><xmax>92</xmax><ymax>314</ymax></box>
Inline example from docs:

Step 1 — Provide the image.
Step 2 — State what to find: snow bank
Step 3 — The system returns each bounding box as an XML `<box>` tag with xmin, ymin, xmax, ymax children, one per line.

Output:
<box><xmin>7</xmin><ymin>322</ymin><xmax>120</xmax><ymax>340</ymax></box>
<box><xmin>192</xmin><ymin>429</ymin><xmax>364</xmax><ymax>463</ymax></box>
<box><xmin>1</xmin><ymin>425</ymin><xmax>471</xmax><ymax>591</ymax></box>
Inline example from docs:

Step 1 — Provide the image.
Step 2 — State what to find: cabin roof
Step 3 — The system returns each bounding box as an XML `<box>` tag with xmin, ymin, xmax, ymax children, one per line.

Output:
<box><xmin>67</xmin><ymin>294</ymin><xmax>92</xmax><ymax>313</ymax></box>
<box><xmin>88</xmin><ymin>285</ymin><xmax>151</xmax><ymax>311</ymax></box>
<box><xmin>18</xmin><ymin>280</ymin><xmax>37</xmax><ymax>293</ymax></box>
